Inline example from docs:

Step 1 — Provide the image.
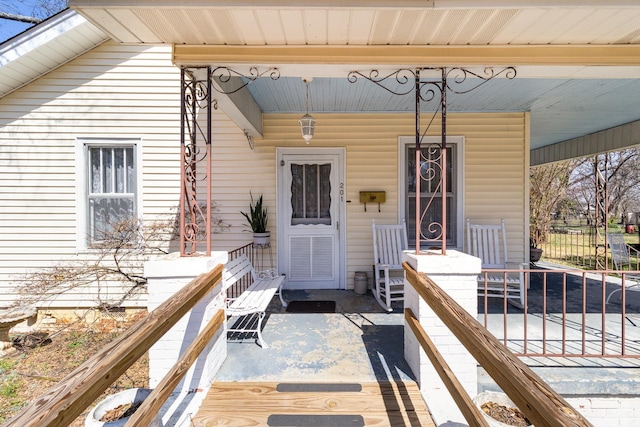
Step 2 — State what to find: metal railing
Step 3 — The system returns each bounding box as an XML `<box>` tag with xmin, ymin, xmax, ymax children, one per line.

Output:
<box><xmin>478</xmin><ymin>266</ymin><xmax>640</xmax><ymax>359</ymax></box>
<box><xmin>541</xmin><ymin>229</ymin><xmax>596</xmax><ymax>268</ymax></box>
<box><xmin>227</xmin><ymin>242</ymin><xmax>255</xmax><ymax>298</ymax></box>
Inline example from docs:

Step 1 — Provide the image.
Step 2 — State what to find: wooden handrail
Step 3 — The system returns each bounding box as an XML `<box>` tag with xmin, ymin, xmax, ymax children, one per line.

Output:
<box><xmin>405</xmin><ymin>309</ymin><xmax>489</xmax><ymax>427</ymax></box>
<box><xmin>4</xmin><ymin>264</ymin><xmax>224</xmax><ymax>427</ymax></box>
<box><xmin>403</xmin><ymin>261</ymin><xmax>594</xmax><ymax>427</ymax></box>
<box><xmin>126</xmin><ymin>308</ymin><xmax>225</xmax><ymax>426</ymax></box>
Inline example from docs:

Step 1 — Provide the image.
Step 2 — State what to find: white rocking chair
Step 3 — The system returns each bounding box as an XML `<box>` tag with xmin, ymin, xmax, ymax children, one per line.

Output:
<box><xmin>466</xmin><ymin>218</ymin><xmax>526</xmax><ymax>308</ymax></box>
<box><xmin>372</xmin><ymin>219</ymin><xmax>408</xmax><ymax>312</ymax></box>
<box><xmin>606</xmin><ymin>233</ymin><xmax>640</xmax><ymax>304</ymax></box>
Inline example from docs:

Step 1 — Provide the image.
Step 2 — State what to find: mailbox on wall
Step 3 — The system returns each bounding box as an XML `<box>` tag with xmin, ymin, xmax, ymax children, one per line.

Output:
<box><xmin>359</xmin><ymin>191</ymin><xmax>386</xmax><ymax>212</ymax></box>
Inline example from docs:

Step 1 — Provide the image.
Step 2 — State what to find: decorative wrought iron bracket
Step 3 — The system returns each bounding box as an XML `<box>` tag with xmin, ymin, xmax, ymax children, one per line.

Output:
<box><xmin>179</xmin><ymin>66</ymin><xmax>279</xmax><ymax>256</ymax></box>
<box><xmin>348</xmin><ymin>66</ymin><xmax>516</xmax><ymax>254</ymax></box>
<box><xmin>210</xmin><ymin>66</ymin><xmax>281</xmax><ymax>95</ymax></box>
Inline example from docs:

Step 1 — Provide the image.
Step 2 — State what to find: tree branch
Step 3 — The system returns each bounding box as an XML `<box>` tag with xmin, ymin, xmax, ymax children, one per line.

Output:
<box><xmin>0</xmin><ymin>11</ymin><xmax>42</xmax><ymax>24</ymax></box>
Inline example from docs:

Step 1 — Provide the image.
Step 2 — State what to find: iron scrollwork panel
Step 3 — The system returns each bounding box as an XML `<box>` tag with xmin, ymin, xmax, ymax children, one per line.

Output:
<box><xmin>180</xmin><ymin>66</ymin><xmax>279</xmax><ymax>256</ymax></box>
<box><xmin>349</xmin><ymin>66</ymin><xmax>516</xmax><ymax>254</ymax></box>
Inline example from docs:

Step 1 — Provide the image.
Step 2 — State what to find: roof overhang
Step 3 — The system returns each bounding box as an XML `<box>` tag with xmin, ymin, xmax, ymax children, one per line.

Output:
<box><xmin>69</xmin><ymin>1</ymin><xmax>640</xmax><ymax>47</ymax></box>
<box><xmin>0</xmin><ymin>9</ymin><xmax>109</xmax><ymax>98</ymax></box>
<box><xmin>50</xmin><ymin>2</ymin><xmax>640</xmax><ymax>161</ymax></box>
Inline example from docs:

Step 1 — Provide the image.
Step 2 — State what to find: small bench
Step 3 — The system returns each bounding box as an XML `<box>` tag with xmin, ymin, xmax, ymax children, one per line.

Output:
<box><xmin>222</xmin><ymin>254</ymin><xmax>286</xmax><ymax>348</ymax></box>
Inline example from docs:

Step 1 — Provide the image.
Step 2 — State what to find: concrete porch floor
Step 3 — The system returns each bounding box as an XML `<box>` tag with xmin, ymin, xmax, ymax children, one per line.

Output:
<box><xmin>215</xmin><ymin>289</ymin><xmax>412</xmax><ymax>384</ymax></box>
<box><xmin>215</xmin><ymin>283</ymin><xmax>640</xmax><ymax>398</ymax></box>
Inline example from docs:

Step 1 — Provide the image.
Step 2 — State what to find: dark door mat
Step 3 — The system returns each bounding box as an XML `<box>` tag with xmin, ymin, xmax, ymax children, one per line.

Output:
<box><xmin>285</xmin><ymin>300</ymin><xmax>336</xmax><ymax>313</ymax></box>
<box><xmin>268</xmin><ymin>414</ymin><xmax>364</xmax><ymax>426</ymax></box>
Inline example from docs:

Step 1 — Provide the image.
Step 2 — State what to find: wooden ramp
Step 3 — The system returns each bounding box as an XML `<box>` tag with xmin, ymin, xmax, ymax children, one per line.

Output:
<box><xmin>191</xmin><ymin>381</ymin><xmax>436</xmax><ymax>427</ymax></box>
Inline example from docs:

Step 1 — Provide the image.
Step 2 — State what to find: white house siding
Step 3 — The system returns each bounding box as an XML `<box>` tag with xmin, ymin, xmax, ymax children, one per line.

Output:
<box><xmin>212</xmin><ymin>112</ymin><xmax>527</xmax><ymax>290</ymax></box>
<box><xmin>0</xmin><ymin>42</ymin><xmax>182</xmax><ymax>309</ymax></box>
<box><xmin>1</xmin><ymin>42</ymin><xmax>527</xmax><ymax>308</ymax></box>
<box><xmin>209</xmin><ymin>109</ymin><xmax>278</xmax><ymax>255</ymax></box>
<box><xmin>462</xmin><ymin>112</ymin><xmax>529</xmax><ymax>263</ymax></box>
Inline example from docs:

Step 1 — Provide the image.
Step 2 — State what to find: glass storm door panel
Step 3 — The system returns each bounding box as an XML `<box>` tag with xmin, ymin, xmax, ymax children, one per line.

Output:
<box><xmin>279</xmin><ymin>153</ymin><xmax>341</xmax><ymax>289</ymax></box>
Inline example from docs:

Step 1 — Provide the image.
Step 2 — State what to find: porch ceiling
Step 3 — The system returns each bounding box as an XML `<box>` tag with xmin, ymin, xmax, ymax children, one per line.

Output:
<box><xmin>241</xmin><ymin>74</ymin><xmax>640</xmax><ymax>151</ymax></box>
<box><xmin>68</xmin><ymin>1</ymin><xmax>640</xmax><ymax>156</ymax></box>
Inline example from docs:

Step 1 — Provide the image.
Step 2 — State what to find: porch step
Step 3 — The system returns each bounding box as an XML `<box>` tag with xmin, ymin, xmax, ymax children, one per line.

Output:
<box><xmin>190</xmin><ymin>381</ymin><xmax>436</xmax><ymax>426</ymax></box>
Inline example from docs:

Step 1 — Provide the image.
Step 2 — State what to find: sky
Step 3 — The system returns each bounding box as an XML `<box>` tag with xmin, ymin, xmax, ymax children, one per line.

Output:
<box><xmin>0</xmin><ymin>19</ymin><xmax>33</xmax><ymax>43</ymax></box>
<box><xmin>0</xmin><ymin>1</ymin><xmax>42</xmax><ymax>44</ymax></box>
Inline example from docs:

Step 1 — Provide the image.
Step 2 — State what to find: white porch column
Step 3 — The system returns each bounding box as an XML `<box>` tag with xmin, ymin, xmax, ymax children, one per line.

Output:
<box><xmin>144</xmin><ymin>251</ymin><xmax>228</xmax><ymax>425</ymax></box>
<box><xmin>403</xmin><ymin>250</ymin><xmax>481</xmax><ymax>426</ymax></box>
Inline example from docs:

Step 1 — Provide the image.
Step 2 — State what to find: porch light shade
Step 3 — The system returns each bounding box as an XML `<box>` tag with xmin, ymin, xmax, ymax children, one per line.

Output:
<box><xmin>299</xmin><ymin>113</ymin><xmax>316</xmax><ymax>144</ymax></box>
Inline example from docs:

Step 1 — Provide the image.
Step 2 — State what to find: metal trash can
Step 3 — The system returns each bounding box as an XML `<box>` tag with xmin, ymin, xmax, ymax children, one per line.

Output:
<box><xmin>354</xmin><ymin>271</ymin><xmax>368</xmax><ymax>295</ymax></box>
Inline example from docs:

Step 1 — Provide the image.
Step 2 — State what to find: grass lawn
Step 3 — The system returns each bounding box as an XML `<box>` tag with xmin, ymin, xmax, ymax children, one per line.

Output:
<box><xmin>541</xmin><ymin>223</ymin><xmax>640</xmax><ymax>270</ymax></box>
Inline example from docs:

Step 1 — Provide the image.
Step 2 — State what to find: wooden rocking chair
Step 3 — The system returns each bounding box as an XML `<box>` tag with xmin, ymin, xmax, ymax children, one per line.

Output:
<box><xmin>466</xmin><ymin>218</ymin><xmax>526</xmax><ymax>308</ymax></box>
<box><xmin>372</xmin><ymin>219</ymin><xmax>408</xmax><ymax>312</ymax></box>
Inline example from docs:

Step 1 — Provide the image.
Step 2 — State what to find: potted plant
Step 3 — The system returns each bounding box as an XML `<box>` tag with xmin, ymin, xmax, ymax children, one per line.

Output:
<box><xmin>529</xmin><ymin>237</ymin><xmax>543</xmax><ymax>264</ymax></box>
<box><xmin>85</xmin><ymin>388</ymin><xmax>155</xmax><ymax>427</ymax></box>
<box><xmin>240</xmin><ymin>192</ymin><xmax>270</xmax><ymax>246</ymax></box>
<box><xmin>473</xmin><ymin>391</ymin><xmax>533</xmax><ymax>426</ymax></box>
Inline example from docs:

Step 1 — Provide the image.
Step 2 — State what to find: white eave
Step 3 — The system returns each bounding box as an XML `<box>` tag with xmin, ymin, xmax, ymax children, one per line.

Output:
<box><xmin>68</xmin><ymin>1</ymin><xmax>640</xmax><ymax>46</ymax></box>
<box><xmin>0</xmin><ymin>9</ymin><xmax>110</xmax><ymax>99</ymax></box>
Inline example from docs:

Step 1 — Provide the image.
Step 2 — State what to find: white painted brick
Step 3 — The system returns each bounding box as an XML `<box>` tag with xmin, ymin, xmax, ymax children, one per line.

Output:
<box><xmin>609</xmin><ymin>407</ymin><xmax>638</xmax><ymax>419</ymax></box>
<box><xmin>564</xmin><ymin>397</ymin><xmax>640</xmax><ymax>427</ymax></box>
<box><xmin>590</xmin><ymin>398</ymin><xmax>622</xmax><ymax>409</ymax></box>
<box><xmin>446</xmin><ymin>344</ymin><xmax>473</xmax><ymax>356</ymax></box>
<box><xmin>618</xmin><ymin>398</ymin><xmax>640</xmax><ymax>409</ymax></box>
<box><xmin>404</xmin><ymin>250</ymin><xmax>480</xmax><ymax>427</ymax></box>
<box><xmin>145</xmin><ymin>252</ymin><xmax>228</xmax><ymax>407</ymax></box>
<box><xmin>619</xmin><ymin>418</ymin><xmax>637</xmax><ymax>426</ymax></box>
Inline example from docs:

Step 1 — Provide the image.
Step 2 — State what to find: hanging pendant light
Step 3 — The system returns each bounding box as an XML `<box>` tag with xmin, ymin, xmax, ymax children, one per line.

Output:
<box><xmin>299</xmin><ymin>78</ymin><xmax>316</xmax><ymax>144</ymax></box>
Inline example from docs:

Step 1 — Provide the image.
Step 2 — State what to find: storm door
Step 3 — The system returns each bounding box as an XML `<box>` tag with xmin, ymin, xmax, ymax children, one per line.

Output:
<box><xmin>277</xmin><ymin>148</ymin><xmax>345</xmax><ymax>289</ymax></box>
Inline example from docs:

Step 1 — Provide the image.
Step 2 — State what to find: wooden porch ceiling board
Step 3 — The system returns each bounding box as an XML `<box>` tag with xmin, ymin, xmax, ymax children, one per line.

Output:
<box><xmin>190</xmin><ymin>381</ymin><xmax>437</xmax><ymax>427</ymax></box>
<box><xmin>173</xmin><ymin>44</ymin><xmax>640</xmax><ymax>67</ymax></box>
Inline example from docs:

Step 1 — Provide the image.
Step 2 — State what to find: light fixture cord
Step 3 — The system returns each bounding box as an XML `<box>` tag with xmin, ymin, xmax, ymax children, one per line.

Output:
<box><xmin>305</xmin><ymin>81</ymin><xmax>310</xmax><ymax>114</ymax></box>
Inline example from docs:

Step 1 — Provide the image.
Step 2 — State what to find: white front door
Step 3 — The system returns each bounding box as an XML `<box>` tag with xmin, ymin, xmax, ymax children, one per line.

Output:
<box><xmin>277</xmin><ymin>148</ymin><xmax>345</xmax><ymax>289</ymax></box>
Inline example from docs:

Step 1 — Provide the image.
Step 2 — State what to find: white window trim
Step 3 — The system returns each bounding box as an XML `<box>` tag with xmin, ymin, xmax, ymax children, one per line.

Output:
<box><xmin>398</xmin><ymin>135</ymin><xmax>465</xmax><ymax>250</ymax></box>
<box><xmin>75</xmin><ymin>138</ymin><xmax>142</xmax><ymax>251</ymax></box>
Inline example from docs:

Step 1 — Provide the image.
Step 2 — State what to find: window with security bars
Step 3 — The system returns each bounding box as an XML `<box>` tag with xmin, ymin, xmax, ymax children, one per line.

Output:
<box><xmin>87</xmin><ymin>145</ymin><xmax>136</xmax><ymax>246</ymax></box>
<box><xmin>405</xmin><ymin>144</ymin><xmax>456</xmax><ymax>248</ymax></box>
